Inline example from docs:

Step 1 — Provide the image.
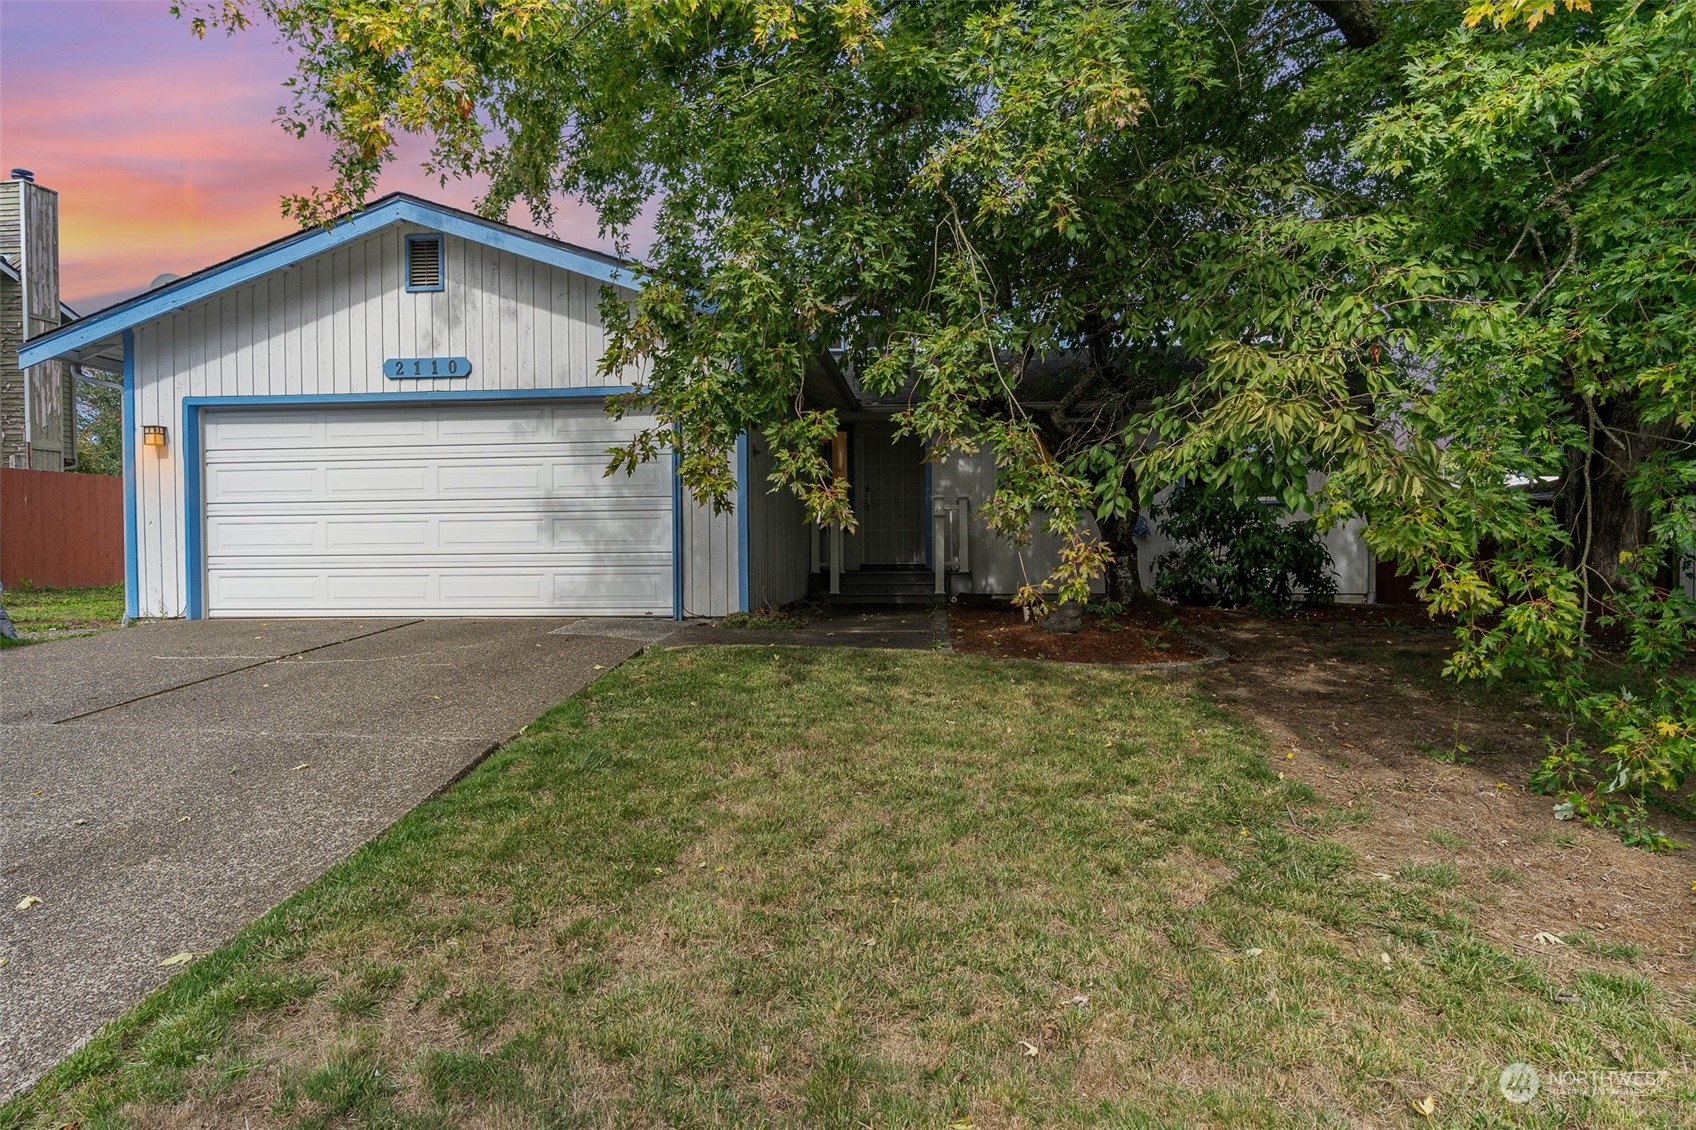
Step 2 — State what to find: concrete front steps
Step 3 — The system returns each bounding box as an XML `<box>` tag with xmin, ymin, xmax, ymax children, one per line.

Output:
<box><xmin>812</xmin><ymin>566</ymin><xmax>942</xmax><ymax>606</ymax></box>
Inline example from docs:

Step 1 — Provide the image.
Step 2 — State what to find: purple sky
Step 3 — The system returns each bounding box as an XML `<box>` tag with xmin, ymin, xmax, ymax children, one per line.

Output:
<box><xmin>0</xmin><ymin>0</ymin><xmax>615</xmax><ymax>312</ymax></box>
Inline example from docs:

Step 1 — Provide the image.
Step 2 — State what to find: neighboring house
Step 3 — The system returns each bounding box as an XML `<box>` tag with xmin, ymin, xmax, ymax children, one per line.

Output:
<box><xmin>1</xmin><ymin>170</ymin><xmax>78</xmax><ymax>470</ymax></box>
<box><xmin>19</xmin><ymin>192</ymin><xmax>1377</xmax><ymax>620</ymax></box>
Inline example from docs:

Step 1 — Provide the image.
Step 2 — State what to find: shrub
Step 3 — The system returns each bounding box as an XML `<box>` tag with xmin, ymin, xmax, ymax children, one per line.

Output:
<box><xmin>1152</xmin><ymin>483</ymin><xmax>1338</xmax><ymax>613</ymax></box>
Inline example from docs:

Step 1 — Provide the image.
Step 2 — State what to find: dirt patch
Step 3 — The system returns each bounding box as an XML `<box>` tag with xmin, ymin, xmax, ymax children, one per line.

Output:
<box><xmin>951</xmin><ymin>606</ymin><xmax>1204</xmax><ymax>665</ymax></box>
<box><xmin>1198</xmin><ymin>614</ymin><xmax>1696</xmax><ymax>998</ymax></box>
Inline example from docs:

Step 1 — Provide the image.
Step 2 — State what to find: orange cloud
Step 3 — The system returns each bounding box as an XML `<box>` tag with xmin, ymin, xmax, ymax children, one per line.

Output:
<box><xmin>2</xmin><ymin>1</ymin><xmax>623</xmax><ymax>313</ymax></box>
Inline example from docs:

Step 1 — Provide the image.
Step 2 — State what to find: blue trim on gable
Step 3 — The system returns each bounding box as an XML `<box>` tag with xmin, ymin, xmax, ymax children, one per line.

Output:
<box><xmin>20</xmin><ymin>195</ymin><xmax>638</xmax><ymax>369</ymax></box>
<box><xmin>176</xmin><ymin>387</ymin><xmax>641</xmax><ymax>620</ymax></box>
<box><xmin>404</xmin><ymin>233</ymin><xmax>445</xmax><ymax>293</ymax></box>
<box><xmin>121</xmin><ymin>330</ymin><xmax>138</xmax><ymax>620</ymax></box>
<box><xmin>736</xmin><ymin>433</ymin><xmax>751</xmax><ymax>614</ymax></box>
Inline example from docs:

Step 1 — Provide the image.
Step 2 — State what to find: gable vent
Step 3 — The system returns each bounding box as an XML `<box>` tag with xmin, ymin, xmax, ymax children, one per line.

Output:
<box><xmin>406</xmin><ymin>235</ymin><xmax>443</xmax><ymax>291</ymax></box>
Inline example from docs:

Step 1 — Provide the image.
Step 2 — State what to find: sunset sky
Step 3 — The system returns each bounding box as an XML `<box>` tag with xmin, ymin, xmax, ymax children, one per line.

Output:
<box><xmin>0</xmin><ymin>0</ymin><xmax>615</xmax><ymax>313</ymax></box>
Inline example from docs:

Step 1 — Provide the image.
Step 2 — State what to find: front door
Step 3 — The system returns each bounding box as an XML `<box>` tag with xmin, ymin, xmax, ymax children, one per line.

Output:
<box><xmin>859</xmin><ymin>431</ymin><xmax>925</xmax><ymax>565</ymax></box>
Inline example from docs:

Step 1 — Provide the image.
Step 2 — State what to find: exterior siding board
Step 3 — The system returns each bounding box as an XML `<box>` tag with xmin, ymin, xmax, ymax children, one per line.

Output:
<box><xmin>745</xmin><ymin>434</ymin><xmax>810</xmax><ymax>609</ymax></box>
<box><xmin>679</xmin><ymin>478</ymin><xmax>737</xmax><ymax>618</ymax></box>
<box><xmin>124</xmin><ymin>224</ymin><xmax>658</xmax><ymax>618</ymax></box>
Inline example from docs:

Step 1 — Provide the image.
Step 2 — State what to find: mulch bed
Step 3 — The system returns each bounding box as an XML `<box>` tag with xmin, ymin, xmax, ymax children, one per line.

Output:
<box><xmin>950</xmin><ymin>605</ymin><xmax>1206</xmax><ymax>665</ymax></box>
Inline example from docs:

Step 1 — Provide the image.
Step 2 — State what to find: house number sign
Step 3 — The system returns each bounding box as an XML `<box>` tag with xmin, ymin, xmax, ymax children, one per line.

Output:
<box><xmin>385</xmin><ymin>356</ymin><xmax>473</xmax><ymax>380</ymax></box>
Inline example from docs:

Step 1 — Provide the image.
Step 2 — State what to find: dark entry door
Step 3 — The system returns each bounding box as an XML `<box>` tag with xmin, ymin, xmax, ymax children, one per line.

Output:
<box><xmin>859</xmin><ymin>432</ymin><xmax>925</xmax><ymax>564</ymax></box>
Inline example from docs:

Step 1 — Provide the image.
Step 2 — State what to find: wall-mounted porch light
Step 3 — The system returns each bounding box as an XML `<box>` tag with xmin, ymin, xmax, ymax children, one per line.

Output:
<box><xmin>142</xmin><ymin>425</ymin><xmax>168</xmax><ymax>451</ymax></box>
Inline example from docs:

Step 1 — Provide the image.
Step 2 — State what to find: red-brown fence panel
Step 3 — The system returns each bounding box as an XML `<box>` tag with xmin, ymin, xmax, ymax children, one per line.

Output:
<box><xmin>0</xmin><ymin>468</ymin><xmax>124</xmax><ymax>589</ymax></box>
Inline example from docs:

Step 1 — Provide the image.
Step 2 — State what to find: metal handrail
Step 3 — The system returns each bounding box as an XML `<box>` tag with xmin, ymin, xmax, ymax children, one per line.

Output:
<box><xmin>932</xmin><ymin>497</ymin><xmax>970</xmax><ymax>594</ymax></box>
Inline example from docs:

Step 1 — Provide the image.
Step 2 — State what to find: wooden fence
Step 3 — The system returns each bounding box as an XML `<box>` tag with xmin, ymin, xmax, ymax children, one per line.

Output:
<box><xmin>0</xmin><ymin>467</ymin><xmax>123</xmax><ymax>589</ymax></box>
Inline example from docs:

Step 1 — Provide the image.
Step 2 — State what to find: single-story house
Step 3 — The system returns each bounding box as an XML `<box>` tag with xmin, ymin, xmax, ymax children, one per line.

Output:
<box><xmin>19</xmin><ymin>193</ymin><xmax>1377</xmax><ymax>620</ymax></box>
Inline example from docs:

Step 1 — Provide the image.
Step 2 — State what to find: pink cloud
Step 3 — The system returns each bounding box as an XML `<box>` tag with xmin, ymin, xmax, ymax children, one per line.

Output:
<box><xmin>0</xmin><ymin>1</ymin><xmax>621</xmax><ymax>312</ymax></box>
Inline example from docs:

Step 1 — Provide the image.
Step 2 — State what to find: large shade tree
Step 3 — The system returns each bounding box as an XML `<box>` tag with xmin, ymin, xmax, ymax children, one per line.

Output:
<box><xmin>183</xmin><ymin>0</ymin><xmax>1694</xmax><ymax>843</ymax></box>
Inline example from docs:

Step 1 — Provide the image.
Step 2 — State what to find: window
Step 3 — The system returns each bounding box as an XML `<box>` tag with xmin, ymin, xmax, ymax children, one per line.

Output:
<box><xmin>405</xmin><ymin>234</ymin><xmax>444</xmax><ymax>292</ymax></box>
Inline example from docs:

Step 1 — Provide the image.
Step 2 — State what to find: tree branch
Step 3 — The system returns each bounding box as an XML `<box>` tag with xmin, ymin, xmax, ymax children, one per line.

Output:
<box><xmin>1310</xmin><ymin>0</ymin><xmax>1383</xmax><ymax>50</ymax></box>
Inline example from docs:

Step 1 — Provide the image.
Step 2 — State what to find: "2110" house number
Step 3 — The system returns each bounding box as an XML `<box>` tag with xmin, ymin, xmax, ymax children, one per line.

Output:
<box><xmin>385</xmin><ymin>356</ymin><xmax>473</xmax><ymax>380</ymax></box>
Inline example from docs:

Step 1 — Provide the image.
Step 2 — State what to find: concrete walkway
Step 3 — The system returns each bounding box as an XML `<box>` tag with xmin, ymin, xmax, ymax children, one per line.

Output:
<box><xmin>0</xmin><ymin>617</ymin><xmax>674</xmax><ymax>1100</ymax></box>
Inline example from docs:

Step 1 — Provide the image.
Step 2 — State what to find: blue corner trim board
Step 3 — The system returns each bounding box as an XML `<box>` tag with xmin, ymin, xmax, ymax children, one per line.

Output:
<box><xmin>672</xmin><ymin>447</ymin><xmax>685</xmax><ymax>621</ymax></box>
<box><xmin>176</xmin><ymin>387</ymin><xmax>639</xmax><ymax>620</ymax></box>
<box><xmin>735</xmin><ymin>433</ymin><xmax>751</xmax><ymax>614</ymax></box>
<box><xmin>121</xmin><ymin>330</ymin><xmax>138</xmax><ymax>620</ymax></box>
<box><xmin>181</xmin><ymin>397</ymin><xmax>204</xmax><ymax>620</ymax></box>
<box><xmin>20</xmin><ymin>193</ymin><xmax>639</xmax><ymax>369</ymax></box>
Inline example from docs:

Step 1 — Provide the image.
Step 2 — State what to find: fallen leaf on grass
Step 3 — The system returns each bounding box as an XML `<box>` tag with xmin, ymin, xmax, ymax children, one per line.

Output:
<box><xmin>1412</xmin><ymin>1094</ymin><xmax>1436</xmax><ymax>1118</ymax></box>
<box><xmin>158</xmin><ymin>952</ymin><xmax>198</xmax><ymax>967</ymax></box>
<box><xmin>1017</xmin><ymin>1040</ymin><xmax>1039</xmax><ymax>1058</ymax></box>
<box><xmin>1533</xmin><ymin>931</ymin><xmax>1567</xmax><ymax>946</ymax></box>
<box><xmin>15</xmin><ymin>896</ymin><xmax>41</xmax><ymax>911</ymax></box>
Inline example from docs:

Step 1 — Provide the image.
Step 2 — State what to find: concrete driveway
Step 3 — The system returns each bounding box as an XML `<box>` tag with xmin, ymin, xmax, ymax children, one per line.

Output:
<box><xmin>0</xmin><ymin>616</ymin><xmax>680</xmax><ymax>1100</ymax></box>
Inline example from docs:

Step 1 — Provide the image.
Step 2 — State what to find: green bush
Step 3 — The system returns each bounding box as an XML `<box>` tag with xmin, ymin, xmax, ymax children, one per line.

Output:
<box><xmin>1151</xmin><ymin>483</ymin><xmax>1337</xmax><ymax>614</ymax></box>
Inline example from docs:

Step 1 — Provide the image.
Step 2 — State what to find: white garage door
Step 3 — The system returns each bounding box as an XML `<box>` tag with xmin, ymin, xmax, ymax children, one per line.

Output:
<box><xmin>201</xmin><ymin>401</ymin><xmax>673</xmax><ymax>617</ymax></box>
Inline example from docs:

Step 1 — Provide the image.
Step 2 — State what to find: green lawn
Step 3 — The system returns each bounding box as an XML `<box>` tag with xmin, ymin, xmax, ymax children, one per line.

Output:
<box><xmin>0</xmin><ymin>583</ymin><xmax>123</xmax><ymax>642</ymax></box>
<box><xmin>6</xmin><ymin>647</ymin><xmax>1692</xmax><ymax>1128</ymax></box>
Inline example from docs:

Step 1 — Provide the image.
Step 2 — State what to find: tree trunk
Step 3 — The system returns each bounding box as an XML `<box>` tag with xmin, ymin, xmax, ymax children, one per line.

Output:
<box><xmin>1099</xmin><ymin>512</ymin><xmax>1144</xmax><ymax>607</ymax></box>
<box><xmin>1311</xmin><ymin>0</ymin><xmax>1384</xmax><ymax>50</ymax></box>
<box><xmin>1555</xmin><ymin>397</ymin><xmax>1675</xmax><ymax>605</ymax></box>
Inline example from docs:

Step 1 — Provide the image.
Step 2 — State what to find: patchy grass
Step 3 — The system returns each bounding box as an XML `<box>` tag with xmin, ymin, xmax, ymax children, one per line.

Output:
<box><xmin>0</xmin><ymin>583</ymin><xmax>124</xmax><ymax>639</ymax></box>
<box><xmin>6</xmin><ymin>647</ymin><xmax>1694</xmax><ymax>1128</ymax></box>
<box><xmin>718</xmin><ymin>608</ymin><xmax>806</xmax><ymax>630</ymax></box>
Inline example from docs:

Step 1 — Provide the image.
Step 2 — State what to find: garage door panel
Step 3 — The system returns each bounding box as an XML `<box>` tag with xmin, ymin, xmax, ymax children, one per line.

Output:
<box><xmin>436</xmin><ymin>410</ymin><xmax>546</xmax><ymax>440</ymax></box>
<box><xmin>552</xmin><ymin>460</ymin><xmax>669</xmax><ymax>494</ymax></box>
<box><xmin>326</xmin><ymin>574</ymin><xmax>433</xmax><ymax>603</ymax></box>
<box><xmin>324</xmin><ymin>415</ymin><xmax>430</xmax><ymax>442</ymax></box>
<box><xmin>209</xmin><ymin>520</ymin><xmax>324</xmax><ymax>554</ymax></box>
<box><xmin>437</xmin><ymin>518</ymin><xmax>548</xmax><ymax>549</ymax></box>
<box><xmin>209</xmin><ymin>417</ymin><xmax>320</xmax><ymax>446</ymax></box>
<box><xmin>201</xmin><ymin>401</ymin><xmax>675</xmax><ymax>617</ymax></box>
<box><xmin>438</xmin><ymin>573</ymin><xmax>550</xmax><ymax>603</ymax></box>
<box><xmin>207</xmin><ymin>572</ymin><xmax>324</xmax><ymax>607</ymax></box>
<box><xmin>207</xmin><ymin>466</ymin><xmax>320</xmax><ymax>501</ymax></box>
<box><xmin>554</xmin><ymin>569</ymin><xmax>671</xmax><ymax>609</ymax></box>
<box><xmin>437</xmin><ymin>462</ymin><xmax>548</xmax><ymax>495</ymax></box>
<box><xmin>545</xmin><ymin>514</ymin><xmax>672</xmax><ymax>552</ymax></box>
<box><xmin>325</xmin><ymin>519</ymin><xmax>433</xmax><ymax>550</ymax></box>
<box><xmin>324</xmin><ymin>465</ymin><xmax>435</xmax><ymax>498</ymax></box>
